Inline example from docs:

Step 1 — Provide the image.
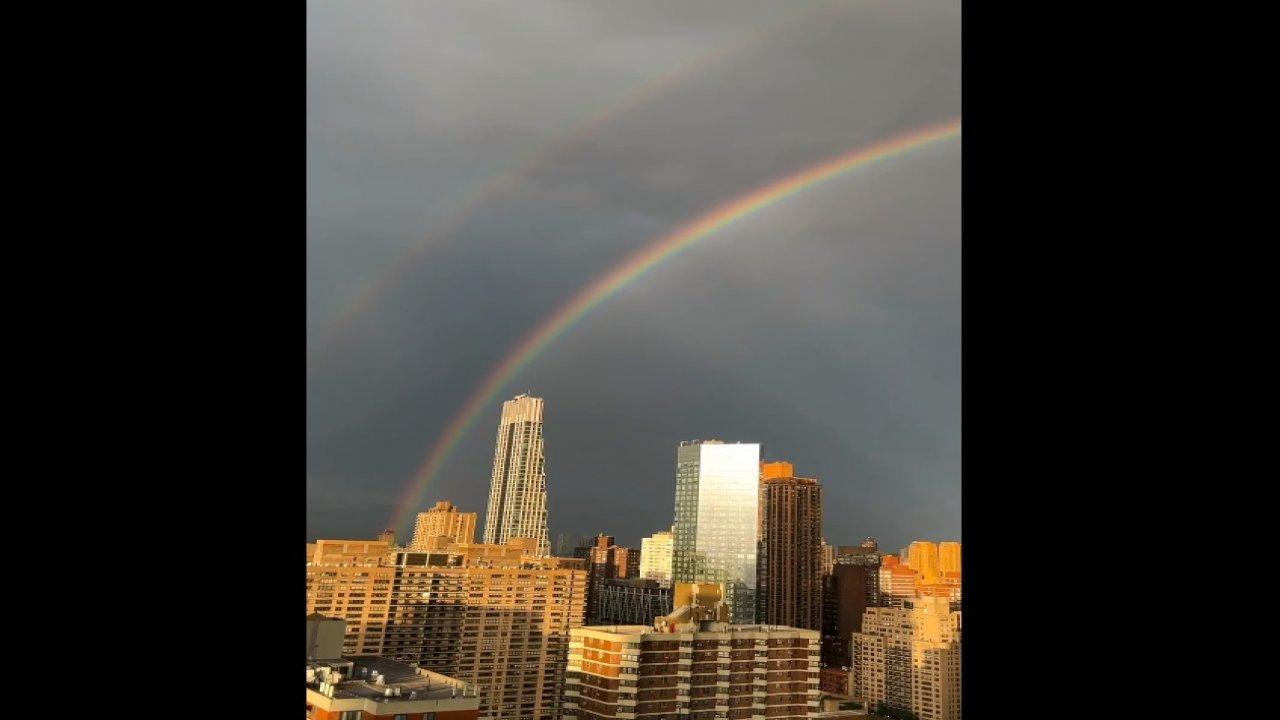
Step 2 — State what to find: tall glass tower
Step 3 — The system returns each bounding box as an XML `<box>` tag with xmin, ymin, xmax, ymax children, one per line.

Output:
<box><xmin>672</xmin><ymin>440</ymin><xmax>760</xmax><ymax>623</ymax></box>
<box><xmin>483</xmin><ymin>394</ymin><xmax>550</xmax><ymax>556</ymax></box>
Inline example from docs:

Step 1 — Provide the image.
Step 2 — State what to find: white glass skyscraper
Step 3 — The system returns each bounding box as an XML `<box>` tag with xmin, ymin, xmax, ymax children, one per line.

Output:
<box><xmin>483</xmin><ymin>394</ymin><xmax>550</xmax><ymax>556</ymax></box>
<box><xmin>671</xmin><ymin>440</ymin><xmax>760</xmax><ymax>623</ymax></box>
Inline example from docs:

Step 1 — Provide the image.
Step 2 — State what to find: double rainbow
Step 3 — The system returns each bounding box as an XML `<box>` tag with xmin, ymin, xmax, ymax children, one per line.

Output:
<box><xmin>388</xmin><ymin>117</ymin><xmax>961</xmax><ymax>536</ymax></box>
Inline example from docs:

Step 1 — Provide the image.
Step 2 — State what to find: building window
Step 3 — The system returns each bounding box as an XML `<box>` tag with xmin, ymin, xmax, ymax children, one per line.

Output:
<box><xmin>339</xmin><ymin>712</ymin><xmax>361</xmax><ymax>720</ymax></box>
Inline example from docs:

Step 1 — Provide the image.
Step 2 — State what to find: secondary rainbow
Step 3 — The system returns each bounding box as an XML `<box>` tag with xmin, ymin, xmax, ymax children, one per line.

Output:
<box><xmin>388</xmin><ymin>117</ymin><xmax>961</xmax><ymax>536</ymax></box>
<box><xmin>308</xmin><ymin>7</ymin><xmax>840</xmax><ymax>365</ymax></box>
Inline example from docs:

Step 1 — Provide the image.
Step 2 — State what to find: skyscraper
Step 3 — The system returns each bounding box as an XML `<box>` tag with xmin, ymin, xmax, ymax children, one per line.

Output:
<box><xmin>483</xmin><ymin>394</ymin><xmax>550</xmax><ymax>556</ymax></box>
<box><xmin>757</xmin><ymin>467</ymin><xmax>823</xmax><ymax>630</ymax></box>
<box><xmin>671</xmin><ymin>439</ymin><xmax>760</xmax><ymax>623</ymax></box>
<box><xmin>638</xmin><ymin>528</ymin><xmax>674</xmax><ymax>586</ymax></box>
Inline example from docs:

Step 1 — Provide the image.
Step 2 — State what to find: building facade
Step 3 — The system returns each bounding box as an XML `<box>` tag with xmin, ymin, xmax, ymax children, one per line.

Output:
<box><xmin>306</xmin><ymin>537</ymin><xmax>587</xmax><ymax>720</ymax></box>
<box><xmin>852</xmin><ymin>597</ymin><xmax>961</xmax><ymax>720</ymax></box>
<box><xmin>484</xmin><ymin>394</ymin><xmax>551</xmax><ymax>556</ymax></box>
<box><xmin>937</xmin><ymin>542</ymin><xmax>961</xmax><ymax>575</ymax></box>
<box><xmin>757</xmin><ymin>472</ymin><xmax>823</xmax><ymax>631</ymax></box>
<box><xmin>672</xmin><ymin>440</ymin><xmax>761</xmax><ymax>624</ymax></box>
<box><xmin>639</xmin><ymin>529</ymin><xmax>674</xmax><ymax>587</ymax></box>
<box><xmin>564</xmin><ymin>584</ymin><xmax>821</xmax><ymax>720</ymax></box>
<box><xmin>907</xmin><ymin>541</ymin><xmax>940</xmax><ymax>584</ymax></box>
<box><xmin>411</xmin><ymin>500</ymin><xmax>479</xmax><ymax>550</ymax></box>
<box><xmin>594</xmin><ymin>578</ymin><xmax>674</xmax><ymax>626</ymax></box>
<box><xmin>586</xmin><ymin>534</ymin><xmax>641</xmax><ymax>623</ymax></box>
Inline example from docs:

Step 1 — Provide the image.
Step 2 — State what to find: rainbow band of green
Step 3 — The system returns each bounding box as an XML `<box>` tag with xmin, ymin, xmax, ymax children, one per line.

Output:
<box><xmin>388</xmin><ymin>117</ymin><xmax>961</xmax><ymax>536</ymax></box>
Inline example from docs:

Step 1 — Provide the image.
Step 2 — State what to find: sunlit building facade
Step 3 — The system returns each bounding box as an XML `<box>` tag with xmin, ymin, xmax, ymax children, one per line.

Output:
<box><xmin>411</xmin><ymin>500</ymin><xmax>479</xmax><ymax>550</ymax></box>
<box><xmin>853</xmin><ymin>596</ymin><xmax>961</xmax><ymax>720</ymax></box>
<box><xmin>639</xmin><ymin>528</ymin><xmax>674</xmax><ymax>587</ymax></box>
<box><xmin>305</xmin><ymin>537</ymin><xmax>587</xmax><ymax>720</ymax></box>
<box><xmin>671</xmin><ymin>440</ymin><xmax>760</xmax><ymax>624</ymax></box>
<box><xmin>938</xmin><ymin>541</ymin><xmax>961</xmax><ymax>575</ymax></box>
<box><xmin>907</xmin><ymin>541</ymin><xmax>940</xmax><ymax>584</ymax></box>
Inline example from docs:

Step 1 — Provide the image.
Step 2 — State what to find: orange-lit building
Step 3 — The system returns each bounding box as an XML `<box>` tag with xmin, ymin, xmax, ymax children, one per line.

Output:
<box><xmin>938</xmin><ymin>542</ymin><xmax>961</xmax><ymax>574</ymax></box>
<box><xmin>906</xmin><ymin>541</ymin><xmax>940</xmax><ymax>584</ymax></box>
<box><xmin>306</xmin><ymin>534</ymin><xmax>587</xmax><ymax>720</ymax></box>
<box><xmin>853</xmin><ymin>596</ymin><xmax>960</xmax><ymax>720</ymax></box>
<box><xmin>410</xmin><ymin>500</ymin><xmax>478</xmax><ymax>550</ymax></box>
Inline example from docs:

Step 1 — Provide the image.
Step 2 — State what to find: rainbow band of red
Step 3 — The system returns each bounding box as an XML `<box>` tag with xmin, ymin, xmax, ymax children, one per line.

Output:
<box><xmin>388</xmin><ymin>117</ymin><xmax>961</xmax><ymax>536</ymax></box>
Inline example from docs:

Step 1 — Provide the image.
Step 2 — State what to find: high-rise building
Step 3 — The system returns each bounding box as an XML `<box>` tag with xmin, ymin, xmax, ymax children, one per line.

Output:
<box><xmin>821</xmin><ymin>561</ymin><xmax>879</xmax><ymax>668</ymax></box>
<box><xmin>907</xmin><ymin>541</ymin><xmax>940</xmax><ymax>583</ymax></box>
<box><xmin>853</xmin><ymin>596</ymin><xmax>961</xmax><ymax>720</ymax></box>
<box><xmin>938</xmin><ymin>541</ymin><xmax>961</xmax><ymax>574</ymax></box>
<box><xmin>306</xmin><ymin>536</ymin><xmax>587</xmax><ymax>720</ymax></box>
<box><xmin>639</xmin><ymin>528</ymin><xmax>674</xmax><ymax>586</ymax></box>
<box><xmin>564</xmin><ymin>583</ymin><xmax>822</xmax><ymax>720</ymax></box>
<box><xmin>672</xmin><ymin>440</ymin><xmax>760</xmax><ymax>623</ymax></box>
<box><xmin>483</xmin><ymin>394</ymin><xmax>550</xmax><ymax>556</ymax></box>
<box><xmin>757</xmin><ymin>469</ymin><xmax>823</xmax><ymax>631</ymax></box>
<box><xmin>410</xmin><ymin>500</ymin><xmax>478</xmax><ymax>550</ymax></box>
<box><xmin>821</xmin><ymin>538</ymin><xmax>835</xmax><ymax>576</ymax></box>
<box><xmin>585</xmin><ymin>534</ymin><xmax>640</xmax><ymax>623</ymax></box>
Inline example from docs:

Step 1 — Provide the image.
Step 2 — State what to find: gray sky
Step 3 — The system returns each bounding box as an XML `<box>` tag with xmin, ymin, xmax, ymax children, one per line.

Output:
<box><xmin>307</xmin><ymin>0</ymin><xmax>960</xmax><ymax>552</ymax></box>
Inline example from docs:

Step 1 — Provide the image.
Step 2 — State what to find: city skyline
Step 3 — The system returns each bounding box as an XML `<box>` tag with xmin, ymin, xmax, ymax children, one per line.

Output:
<box><xmin>307</xmin><ymin>0</ymin><xmax>961</xmax><ymax>553</ymax></box>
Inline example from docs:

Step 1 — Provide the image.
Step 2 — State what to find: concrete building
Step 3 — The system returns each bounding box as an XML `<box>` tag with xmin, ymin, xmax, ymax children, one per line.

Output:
<box><xmin>594</xmin><ymin>577</ymin><xmax>674</xmax><ymax>626</ymax></box>
<box><xmin>852</xmin><ymin>597</ymin><xmax>961</xmax><ymax>720</ymax></box>
<box><xmin>484</xmin><ymin>394</ymin><xmax>551</xmax><ymax>556</ymax></box>
<box><xmin>306</xmin><ymin>536</ymin><xmax>587</xmax><ymax>720</ymax></box>
<box><xmin>877</xmin><ymin>557</ymin><xmax>918</xmax><ymax>607</ymax></box>
<box><xmin>306</xmin><ymin>616</ymin><xmax>480</xmax><ymax>720</ymax></box>
<box><xmin>820</xmin><ymin>561</ymin><xmax>878</xmax><ymax>668</ymax></box>
<box><xmin>586</xmin><ymin>534</ymin><xmax>641</xmax><ymax>623</ymax></box>
<box><xmin>564</xmin><ymin>583</ymin><xmax>822</xmax><ymax>720</ymax></box>
<box><xmin>411</xmin><ymin>500</ymin><xmax>479</xmax><ymax>550</ymax></box>
<box><xmin>757</xmin><ymin>471</ymin><xmax>823</xmax><ymax>631</ymax></box>
<box><xmin>639</xmin><ymin>528</ymin><xmax>674</xmax><ymax>587</ymax></box>
<box><xmin>672</xmin><ymin>440</ymin><xmax>761</xmax><ymax>624</ymax></box>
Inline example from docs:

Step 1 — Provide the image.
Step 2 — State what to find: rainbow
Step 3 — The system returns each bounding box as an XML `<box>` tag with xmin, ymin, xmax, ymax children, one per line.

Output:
<box><xmin>307</xmin><ymin>7</ymin><xmax>842</xmax><ymax>365</ymax></box>
<box><xmin>388</xmin><ymin>117</ymin><xmax>961</xmax><ymax>536</ymax></box>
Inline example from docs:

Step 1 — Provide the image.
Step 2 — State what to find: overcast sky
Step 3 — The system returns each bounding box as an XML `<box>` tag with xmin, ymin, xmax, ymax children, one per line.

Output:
<box><xmin>307</xmin><ymin>0</ymin><xmax>961</xmax><ymax>553</ymax></box>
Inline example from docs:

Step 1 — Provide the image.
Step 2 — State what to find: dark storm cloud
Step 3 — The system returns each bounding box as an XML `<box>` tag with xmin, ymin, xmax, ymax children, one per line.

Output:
<box><xmin>307</xmin><ymin>0</ymin><xmax>961</xmax><ymax>551</ymax></box>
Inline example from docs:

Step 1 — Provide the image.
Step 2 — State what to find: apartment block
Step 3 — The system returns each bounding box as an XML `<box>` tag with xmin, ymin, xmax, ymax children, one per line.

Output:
<box><xmin>563</xmin><ymin>583</ymin><xmax>821</xmax><ymax>720</ymax></box>
<box><xmin>852</xmin><ymin>597</ymin><xmax>960</xmax><ymax>720</ymax></box>
<box><xmin>411</xmin><ymin>500</ymin><xmax>479</xmax><ymax>550</ymax></box>
<box><xmin>306</xmin><ymin>536</ymin><xmax>588</xmax><ymax>720</ymax></box>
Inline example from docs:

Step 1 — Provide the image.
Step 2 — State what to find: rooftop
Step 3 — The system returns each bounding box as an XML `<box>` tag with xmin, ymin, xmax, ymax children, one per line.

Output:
<box><xmin>307</xmin><ymin>656</ymin><xmax>473</xmax><ymax>703</ymax></box>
